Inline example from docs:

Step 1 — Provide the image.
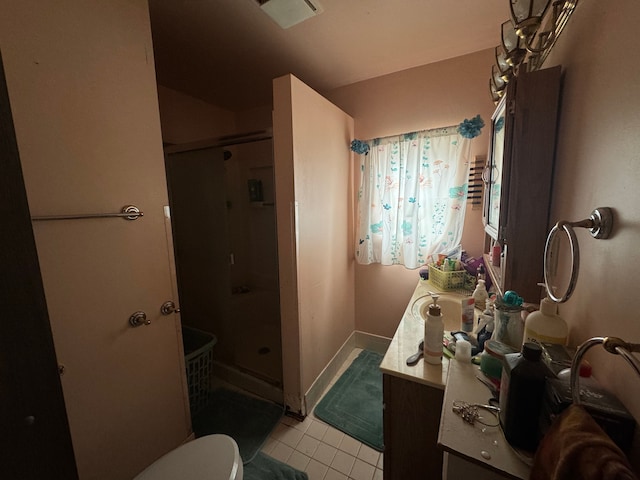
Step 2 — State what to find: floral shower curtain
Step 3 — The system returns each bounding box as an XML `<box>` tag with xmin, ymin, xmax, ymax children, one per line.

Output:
<box><xmin>355</xmin><ymin>127</ymin><xmax>472</xmax><ymax>269</ymax></box>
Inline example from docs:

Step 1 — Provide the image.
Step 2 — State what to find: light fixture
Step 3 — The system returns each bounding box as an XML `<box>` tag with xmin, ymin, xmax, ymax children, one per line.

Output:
<box><xmin>501</xmin><ymin>21</ymin><xmax>526</xmax><ymax>68</ymax></box>
<box><xmin>490</xmin><ymin>65</ymin><xmax>506</xmax><ymax>104</ymax></box>
<box><xmin>488</xmin><ymin>1</ymin><xmax>579</xmax><ymax>101</ymax></box>
<box><xmin>510</xmin><ymin>0</ymin><xmax>552</xmax><ymax>40</ymax></box>
<box><xmin>495</xmin><ymin>46</ymin><xmax>513</xmax><ymax>83</ymax></box>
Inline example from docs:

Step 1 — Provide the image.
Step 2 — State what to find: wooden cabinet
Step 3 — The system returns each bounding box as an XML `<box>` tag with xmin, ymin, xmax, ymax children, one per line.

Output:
<box><xmin>383</xmin><ymin>374</ymin><xmax>444</xmax><ymax>479</ymax></box>
<box><xmin>482</xmin><ymin>66</ymin><xmax>562</xmax><ymax>303</ymax></box>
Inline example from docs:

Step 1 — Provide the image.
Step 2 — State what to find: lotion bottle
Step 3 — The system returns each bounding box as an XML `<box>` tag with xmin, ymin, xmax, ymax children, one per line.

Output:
<box><xmin>472</xmin><ymin>279</ymin><xmax>489</xmax><ymax>311</ymax></box>
<box><xmin>522</xmin><ymin>285</ymin><xmax>568</xmax><ymax>346</ymax></box>
<box><xmin>424</xmin><ymin>294</ymin><xmax>444</xmax><ymax>365</ymax></box>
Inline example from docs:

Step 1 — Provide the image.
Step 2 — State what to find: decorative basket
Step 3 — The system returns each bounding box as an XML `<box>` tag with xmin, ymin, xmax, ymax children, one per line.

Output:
<box><xmin>428</xmin><ymin>264</ymin><xmax>470</xmax><ymax>291</ymax></box>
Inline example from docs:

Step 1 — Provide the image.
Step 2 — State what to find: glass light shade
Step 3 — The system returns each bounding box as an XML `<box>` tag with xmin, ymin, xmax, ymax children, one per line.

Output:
<box><xmin>495</xmin><ymin>46</ymin><xmax>513</xmax><ymax>82</ymax></box>
<box><xmin>492</xmin><ymin>65</ymin><xmax>506</xmax><ymax>91</ymax></box>
<box><xmin>489</xmin><ymin>77</ymin><xmax>505</xmax><ymax>104</ymax></box>
<box><xmin>510</xmin><ymin>0</ymin><xmax>551</xmax><ymax>38</ymax></box>
<box><xmin>501</xmin><ymin>21</ymin><xmax>526</xmax><ymax>67</ymax></box>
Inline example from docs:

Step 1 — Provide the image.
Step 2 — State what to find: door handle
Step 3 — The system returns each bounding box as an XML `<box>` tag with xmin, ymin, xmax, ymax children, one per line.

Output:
<box><xmin>160</xmin><ymin>301</ymin><xmax>180</xmax><ymax>316</ymax></box>
<box><xmin>129</xmin><ymin>311</ymin><xmax>150</xmax><ymax>327</ymax></box>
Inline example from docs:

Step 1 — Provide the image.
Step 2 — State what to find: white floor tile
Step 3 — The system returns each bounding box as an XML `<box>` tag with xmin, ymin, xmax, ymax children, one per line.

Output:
<box><xmin>270</xmin><ymin>441</ymin><xmax>294</xmax><ymax>463</ymax></box>
<box><xmin>305</xmin><ymin>458</ymin><xmax>329</xmax><ymax>480</ymax></box>
<box><xmin>297</xmin><ymin>434</ymin><xmax>321</xmax><ymax>457</ymax></box>
<box><xmin>331</xmin><ymin>450</ymin><xmax>356</xmax><ymax>476</ymax></box>
<box><xmin>377</xmin><ymin>454</ymin><xmax>383</xmax><ymax>469</ymax></box>
<box><xmin>307</xmin><ymin>419</ymin><xmax>329</xmax><ymax>441</ymax></box>
<box><xmin>313</xmin><ymin>443</ymin><xmax>337</xmax><ymax>466</ymax></box>
<box><xmin>357</xmin><ymin>444</ymin><xmax>380</xmax><ymax>466</ymax></box>
<box><xmin>322</xmin><ymin>426</ymin><xmax>345</xmax><ymax>448</ymax></box>
<box><xmin>349</xmin><ymin>458</ymin><xmax>375</xmax><ymax>480</ymax></box>
<box><xmin>324</xmin><ymin>468</ymin><xmax>348</xmax><ymax>480</ymax></box>
<box><xmin>373</xmin><ymin>467</ymin><xmax>384</xmax><ymax>480</ymax></box>
<box><xmin>277</xmin><ymin>425</ymin><xmax>304</xmax><ymax>448</ymax></box>
<box><xmin>291</xmin><ymin>414</ymin><xmax>314</xmax><ymax>433</ymax></box>
<box><xmin>287</xmin><ymin>450</ymin><xmax>311</xmax><ymax>471</ymax></box>
<box><xmin>338</xmin><ymin>435</ymin><xmax>361</xmax><ymax>456</ymax></box>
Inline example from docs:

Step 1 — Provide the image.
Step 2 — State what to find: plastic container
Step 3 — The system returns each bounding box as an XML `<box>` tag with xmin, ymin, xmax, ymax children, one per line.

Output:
<box><xmin>480</xmin><ymin>339</ymin><xmax>517</xmax><ymax>381</ymax></box>
<box><xmin>455</xmin><ymin>339</ymin><xmax>472</xmax><ymax>363</ymax></box>
<box><xmin>182</xmin><ymin>326</ymin><xmax>217</xmax><ymax>416</ymax></box>
<box><xmin>424</xmin><ymin>295</ymin><xmax>444</xmax><ymax>365</ymax></box>
<box><xmin>494</xmin><ymin>291</ymin><xmax>524</xmax><ymax>350</ymax></box>
<box><xmin>472</xmin><ymin>279</ymin><xmax>489</xmax><ymax>311</ymax></box>
<box><xmin>428</xmin><ymin>264</ymin><xmax>468</xmax><ymax>290</ymax></box>
<box><xmin>522</xmin><ymin>288</ymin><xmax>568</xmax><ymax>346</ymax></box>
<box><xmin>499</xmin><ymin>342</ymin><xmax>551</xmax><ymax>451</ymax></box>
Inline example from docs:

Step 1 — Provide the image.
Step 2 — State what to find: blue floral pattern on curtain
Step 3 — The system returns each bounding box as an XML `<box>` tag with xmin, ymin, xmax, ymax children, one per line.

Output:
<box><xmin>355</xmin><ymin>127</ymin><xmax>471</xmax><ymax>268</ymax></box>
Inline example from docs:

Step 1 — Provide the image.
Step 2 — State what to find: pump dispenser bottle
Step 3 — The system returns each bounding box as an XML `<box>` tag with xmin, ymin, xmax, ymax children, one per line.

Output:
<box><xmin>522</xmin><ymin>284</ymin><xmax>568</xmax><ymax>346</ymax></box>
<box><xmin>472</xmin><ymin>279</ymin><xmax>489</xmax><ymax>311</ymax></box>
<box><xmin>424</xmin><ymin>293</ymin><xmax>444</xmax><ymax>365</ymax></box>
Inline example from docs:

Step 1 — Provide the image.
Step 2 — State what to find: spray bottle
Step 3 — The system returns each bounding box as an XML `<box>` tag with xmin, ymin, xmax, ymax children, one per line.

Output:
<box><xmin>424</xmin><ymin>293</ymin><xmax>444</xmax><ymax>365</ymax></box>
<box><xmin>522</xmin><ymin>283</ymin><xmax>568</xmax><ymax>346</ymax></box>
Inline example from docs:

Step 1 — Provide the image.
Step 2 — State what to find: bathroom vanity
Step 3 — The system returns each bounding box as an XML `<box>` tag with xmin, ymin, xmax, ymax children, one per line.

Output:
<box><xmin>380</xmin><ymin>281</ymin><xmax>531</xmax><ymax>479</ymax></box>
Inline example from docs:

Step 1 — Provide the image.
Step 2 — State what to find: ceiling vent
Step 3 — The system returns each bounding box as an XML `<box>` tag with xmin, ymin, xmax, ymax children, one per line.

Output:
<box><xmin>257</xmin><ymin>0</ymin><xmax>323</xmax><ymax>29</ymax></box>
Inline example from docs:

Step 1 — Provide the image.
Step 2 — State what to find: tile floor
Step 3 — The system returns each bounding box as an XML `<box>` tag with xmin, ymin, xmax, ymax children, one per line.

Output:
<box><xmin>261</xmin><ymin>348</ymin><xmax>384</xmax><ymax>480</ymax></box>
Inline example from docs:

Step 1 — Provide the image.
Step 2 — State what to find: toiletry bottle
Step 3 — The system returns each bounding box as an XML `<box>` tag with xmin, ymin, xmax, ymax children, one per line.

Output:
<box><xmin>499</xmin><ymin>342</ymin><xmax>551</xmax><ymax>451</ymax></box>
<box><xmin>472</xmin><ymin>279</ymin><xmax>489</xmax><ymax>311</ymax></box>
<box><xmin>522</xmin><ymin>286</ymin><xmax>568</xmax><ymax>346</ymax></box>
<box><xmin>424</xmin><ymin>295</ymin><xmax>444</xmax><ymax>365</ymax></box>
<box><xmin>476</xmin><ymin>316</ymin><xmax>494</xmax><ymax>352</ymax></box>
<box><xmin>476</xmin><ymin>264</ymin><xmax>486</xmax><ymax>282</ymax></box>
<box><xmin>460</xmin><ymin>297</ymin><xmax>475</xmax><ymax>333</ymax></box>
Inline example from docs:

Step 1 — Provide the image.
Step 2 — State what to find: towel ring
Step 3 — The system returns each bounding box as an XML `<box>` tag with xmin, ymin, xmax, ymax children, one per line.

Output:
<box><xmin>570</xmin><ymin>336</ymin><xmax>640</xmax><ymax>405</ymax></box>
<box><xmin>543</xmin><ymin>207</ymin><xmax>613</xmax><ymax>303</ymax></box>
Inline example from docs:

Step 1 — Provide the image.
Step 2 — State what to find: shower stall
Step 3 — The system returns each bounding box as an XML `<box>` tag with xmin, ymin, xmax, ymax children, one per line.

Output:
<box><xmin>164</xmin><ymin>131</ymin><xmax>283</xmax><ymax>402</ymax></box>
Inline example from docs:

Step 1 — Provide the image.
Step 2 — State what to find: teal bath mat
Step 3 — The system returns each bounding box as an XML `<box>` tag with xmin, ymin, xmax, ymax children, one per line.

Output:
<box><xmin>243</xmin><ymin>452</ymin><xmax>308</xmax><ymax>480</ymax></box>
<box><xmin>192</xmin><ymin>388</ymin><xmax>283</xmax><ymax>464</ymax></box>
<box><xmin>314</xmin><ymin>350</ymin><xmax>384</xmax><ymax>451</ymax></box>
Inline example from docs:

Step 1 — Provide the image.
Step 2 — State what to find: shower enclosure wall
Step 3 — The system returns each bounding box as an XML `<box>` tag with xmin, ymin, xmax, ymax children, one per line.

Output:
<box><xmin>165</xmin><ymin>135</ymin><xmax>283</xmax><ymax>402</ymax></box>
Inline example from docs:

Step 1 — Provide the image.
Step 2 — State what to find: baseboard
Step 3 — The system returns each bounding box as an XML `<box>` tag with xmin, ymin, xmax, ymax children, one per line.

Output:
<box><xmin>213</xmin><ymin>360</ymin><xmax>284</xmax><ymax>405</ymax></box>
<box><xmin>303</xmin><ymin>331</ymin><xmax>391</xmax><ymax>416</ymax></box>
<box><xmin>354</xmin><ymin>330</ymin><xmax>391</xmax><ymax>355</ymax></box>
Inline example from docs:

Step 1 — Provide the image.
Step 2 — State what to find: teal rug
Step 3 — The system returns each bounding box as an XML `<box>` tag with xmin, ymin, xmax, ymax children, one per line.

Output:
<box><xmin>243</xmin><ymin>452</ymin><xmax>308</xmax><ymax>480</ymax></box>
<box><xmin>192</xmin><ymin>388</ymin><xmax>283</xmax><ymax>464</ymax></box>
<box><xmin>314</xmin><ymin>350</ymin><xmax>384</xmax><ymax>451</ymax></box>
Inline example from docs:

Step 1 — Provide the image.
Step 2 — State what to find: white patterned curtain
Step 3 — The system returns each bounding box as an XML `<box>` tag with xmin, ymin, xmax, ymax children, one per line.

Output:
<box><xmin>355</xmin><ymin>127</ymin><xmax>472</xmax><ymax>269</ymax></box>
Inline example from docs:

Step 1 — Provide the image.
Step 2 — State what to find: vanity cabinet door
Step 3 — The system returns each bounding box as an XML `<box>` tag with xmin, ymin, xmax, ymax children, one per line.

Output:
<box><xmin>383</xmin><ymin>374</ymin><xmax>445</xmax><ymax>480</ymax></box>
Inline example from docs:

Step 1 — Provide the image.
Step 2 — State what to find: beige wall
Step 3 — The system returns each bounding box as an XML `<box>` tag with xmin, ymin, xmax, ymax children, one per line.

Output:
<box><xmin>541</xmin><ymin>0</ymin><xmax>640</xmax><ymax>436</ymax></box>
<box><xmin>273</xmin><ymin>75</ymin><xmax>355</xmax><ymax>413</ymax></box>
<box><xmin>325</xmin><ymin>49</ymin><xmax>495</xmax><ymax>338</ymax></box>
<box><xmin>157</xmin><ymin>85</ymin><xmax>237</xmax><ymax>144</ymax></box>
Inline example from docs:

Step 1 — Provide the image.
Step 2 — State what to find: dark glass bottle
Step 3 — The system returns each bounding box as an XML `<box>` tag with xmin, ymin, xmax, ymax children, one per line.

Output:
<box><xmin>499</xmin><ymin>342</ymin><xmax>550</xmax><ymax>451</ymax></box>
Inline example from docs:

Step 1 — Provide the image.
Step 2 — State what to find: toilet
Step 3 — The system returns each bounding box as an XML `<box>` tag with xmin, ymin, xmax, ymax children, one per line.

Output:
<box><xmin>134</xmin><ymin>434</ymin><xmax>243</xmax><ymax>480</ymax></box>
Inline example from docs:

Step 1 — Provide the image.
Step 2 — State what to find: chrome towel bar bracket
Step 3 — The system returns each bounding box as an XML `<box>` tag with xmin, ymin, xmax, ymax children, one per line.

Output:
<box><xmin>544</xmin><ymin>207</ymin><xmax>613</xmax><ymax>303</ymax></box>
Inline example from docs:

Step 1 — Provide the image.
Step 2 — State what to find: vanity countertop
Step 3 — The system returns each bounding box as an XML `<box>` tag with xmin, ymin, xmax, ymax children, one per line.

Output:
<box><xmin>381</xmin><ymin>280</ymin><xmax>532</xmax><ymax>479</ymax></box>
<box><xmin>438</xmin><ymin>359</ymin><xmax>531</xmax><ymax>479</ymax></box>
<box><xmin>379</xmin><ymin>280</ymin><xmax>461</xmax><ymax>390</ymax></box>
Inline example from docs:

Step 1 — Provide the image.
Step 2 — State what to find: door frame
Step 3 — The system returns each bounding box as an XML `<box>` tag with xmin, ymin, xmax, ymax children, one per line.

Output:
<box><xmin>0</xmin><ymin>51</ymin><xmax>78</xmax><ymax>479</ymax></box>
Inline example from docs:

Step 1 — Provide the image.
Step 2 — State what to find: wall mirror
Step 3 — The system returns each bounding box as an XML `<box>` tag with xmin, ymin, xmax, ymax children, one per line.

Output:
<box><xmin>483</xmin><ymin>95</ymin><xmax>507</xmax><ymax>241</ymax></box>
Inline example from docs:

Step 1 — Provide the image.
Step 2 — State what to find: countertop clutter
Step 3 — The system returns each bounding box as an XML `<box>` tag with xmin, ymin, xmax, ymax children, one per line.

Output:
<box><xmin>380</xmin><ymin>280</ymin><xmax>531</xmax><ymax>479</ymax></box>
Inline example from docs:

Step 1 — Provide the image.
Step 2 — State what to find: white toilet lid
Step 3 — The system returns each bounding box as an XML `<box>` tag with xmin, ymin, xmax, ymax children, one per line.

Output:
<box><xmin>134</xmin><ymin>434</ymin><xmax>243</xmax><ymax>480</ymax></box>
